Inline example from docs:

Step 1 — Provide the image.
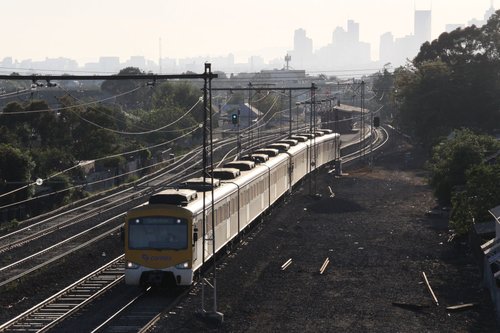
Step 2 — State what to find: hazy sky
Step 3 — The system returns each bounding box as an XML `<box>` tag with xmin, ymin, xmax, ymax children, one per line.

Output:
<box><xmin>0</xmin><ymin>0</ymin><xmax>496</xmax><ymax>64</ymax></box>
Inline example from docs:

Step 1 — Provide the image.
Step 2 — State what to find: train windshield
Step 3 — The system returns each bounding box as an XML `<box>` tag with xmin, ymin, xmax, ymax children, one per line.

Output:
<box><xmin>128</xmin><ymin>216</ymin><xmax>188</xmax><ymax>250</ymax></box>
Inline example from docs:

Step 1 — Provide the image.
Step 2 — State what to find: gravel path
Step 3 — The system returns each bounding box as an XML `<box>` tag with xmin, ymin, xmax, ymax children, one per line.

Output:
<box><xmin>149</xmin><ymin>132</ymin><xmax>498</xmax><ymax>333</ymax></box>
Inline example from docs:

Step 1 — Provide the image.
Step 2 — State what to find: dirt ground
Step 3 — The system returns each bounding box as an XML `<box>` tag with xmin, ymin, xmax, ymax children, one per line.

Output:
<box><xmin>150</xmin><ymin>132</ymin><xmax>498</xmax><ymax>333</ymax></box>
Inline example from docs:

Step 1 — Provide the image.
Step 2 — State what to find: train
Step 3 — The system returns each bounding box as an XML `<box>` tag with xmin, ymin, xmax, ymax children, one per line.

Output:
<box><xmin>124</xmin><ymin>130</ymin><xmax>341</xmax><ymax>287</ymax></box>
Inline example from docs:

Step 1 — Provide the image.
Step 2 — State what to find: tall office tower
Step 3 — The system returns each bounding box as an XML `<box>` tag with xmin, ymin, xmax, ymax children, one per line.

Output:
<box><xmin>347</xmin><ymin>20</ymin><xmax>360</xmax><ymax>42</ymax></box>
<box><xmin>414</xmin><ymin>9</ymin><xmax>432</xmax><ymax>45</ymax></box>
<box><xmin>379</xmin><ymin>32</ymin><xmax>395</xmax><ymax>65</ymax></box>
<box><xmin>293</xmin><ymin>28</ymin><xmax>313</xmax><ymax>68</ymax></box>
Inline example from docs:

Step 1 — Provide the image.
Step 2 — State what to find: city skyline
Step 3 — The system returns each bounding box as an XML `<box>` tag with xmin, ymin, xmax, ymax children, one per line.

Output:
<box><xmin>0</xmin><ymin>0</ymin><xmax>496</xmax><ymax>75</ymax></box>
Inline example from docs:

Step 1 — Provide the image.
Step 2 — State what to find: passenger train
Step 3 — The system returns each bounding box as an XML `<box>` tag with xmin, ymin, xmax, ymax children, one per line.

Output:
<box><xmin>124</xmin><ymin>130</ymin><xmax>340</xmax><ymax>287</ymax></box>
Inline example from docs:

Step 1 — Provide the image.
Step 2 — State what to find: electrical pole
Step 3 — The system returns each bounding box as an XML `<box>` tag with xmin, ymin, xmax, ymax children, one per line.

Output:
<box><xmin>248</xmin><ymin>82</ymin><xmax>252</xmax><ymax>149</ymax></box>
<box><xmin>237</xmin><ymin>108</ymin><xmax>241</xmax><ymax>156</ymax></box>
<box><xmin>289</xmin><ymin>89</ymin><xmax>292</xmax><ymax>136</ymax></box>
<box><xmin>201</xmin><ymin>63</ymin><xmax>223</xmax><ymax>324</ymax></box>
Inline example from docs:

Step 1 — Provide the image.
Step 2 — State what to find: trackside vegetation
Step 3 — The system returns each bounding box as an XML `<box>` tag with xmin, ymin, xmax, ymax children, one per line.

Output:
<box><xmin>372</xmin><ymin>11</ymin><xmax>500</xmax><ymax>235</ymax></box>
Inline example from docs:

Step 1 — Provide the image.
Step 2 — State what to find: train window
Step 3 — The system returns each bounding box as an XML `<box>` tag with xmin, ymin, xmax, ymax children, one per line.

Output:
<box><xmin>128</xmin><ymin>216</ymin><xmax>188</xmax><ymax>250</ymax></box>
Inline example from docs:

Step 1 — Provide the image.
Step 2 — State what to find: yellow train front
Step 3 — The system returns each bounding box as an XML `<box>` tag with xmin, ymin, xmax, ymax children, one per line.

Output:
<box><xmin>124</xmin><ymin>192</ymin><xmax>197</xmax><ymax>287</ymax></box>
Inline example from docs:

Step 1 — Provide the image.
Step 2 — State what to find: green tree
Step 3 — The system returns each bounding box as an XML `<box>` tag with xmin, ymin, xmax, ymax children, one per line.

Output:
<box><xmin>428</xmin><ymin>129</ymin><xmax>500</xmax><ymax>204</ymax></box>
<box><xmin>71</xmin><ymin>105</ymin><xmax>121</xmax><ymax>159</ymax></box>
<box><xmin>450</xmin><ymin>163</ymin><xmax>500</xmax><ymax>234</ymax></box>
<box><xmin>393</xmin><ymin>10</ymin><xmax>500</xmax><ymax>147</ymax></box>
<box><xmin>0</xmin><ymin>144</ymin><xmax>35</xmax><ymax>206</ymax></box>
<box><xmin>31</xmin><ymin>147</ymin><xmax>76</xmax><ymax>179</ymax></box>
<box><xmin>371</xmin><ymin>68</ymin><xmax>395</xmax><ymax>121</ymax></box>
<box><xmin>101</xmin><ymin>67</ymin><xmax>152</xmax><ymax>110</ymax></box>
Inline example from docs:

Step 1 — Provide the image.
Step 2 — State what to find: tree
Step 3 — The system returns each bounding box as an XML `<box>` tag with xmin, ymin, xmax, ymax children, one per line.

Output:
<box><xmin>370</xmin><ymin>68</ymin><xmax>395</xmax><ymax>121</ymax></box>
<box><xmin>101</xmin><ymin>67</ymin><xmax>152</xmax><ymax>110</ymax></box>
<box><xmin>0</xmin><ymin>144</ymin><xmax>35</xmax><ymax>206</ymax></box>
<box><xmin>393</xmin><ymin>10</ymin><xmax>500</xmax><ymax>147</ymax></box>
<box><xmin>71</xmin><ymin>105</ymin><xmax>121</xmax><ymax>159</ymax></box>
<box><xmin>427</xmin><ymin>129</ymin><xmax>500</xmax><ymax>204</ymax></box>
<box><xmin>450</xmin><ymin>163</ymin><xmax>500</xmax><ymax>234</ymax></box>
<box><xmin>31</xmin><ymin>147</ymin><xmax>76</xmax><ymax>180</ymax></box>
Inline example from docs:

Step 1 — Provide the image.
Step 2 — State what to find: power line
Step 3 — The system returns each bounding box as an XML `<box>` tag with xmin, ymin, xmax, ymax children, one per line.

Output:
<box><xmin>0</xmin><ymin>85</ymin><xmax>144</xmax><ymax>114</ymax></box>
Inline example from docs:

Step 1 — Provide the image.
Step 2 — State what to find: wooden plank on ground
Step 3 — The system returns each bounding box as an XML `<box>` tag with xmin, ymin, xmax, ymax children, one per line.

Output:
<box><xmin>422</xmin><ymin>271</ymin><xmax>439</xmax><ymax>306</ymax></box>
<box><xmin>446</xmin><ymin>303</ymin><xmax>478</xmax><ymax>311</ymax></box>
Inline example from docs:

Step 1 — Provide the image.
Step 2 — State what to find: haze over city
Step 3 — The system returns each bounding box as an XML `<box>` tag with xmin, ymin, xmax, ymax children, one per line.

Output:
<box><xmin>0</xmin><ymin>0</ymin><xmax>497</xmax><ymax>74</ymax></box>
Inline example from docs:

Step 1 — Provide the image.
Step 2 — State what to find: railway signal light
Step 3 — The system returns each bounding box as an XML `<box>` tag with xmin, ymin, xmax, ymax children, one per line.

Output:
<box><xmin>231</xmin><ymin>113</ymin><xmax>238</xmax><ymax>124</ymax></box>
<box><xmin>373</xmin><ymin>116</ymin><xmax>380</xmax><ymax>128</ymax></box>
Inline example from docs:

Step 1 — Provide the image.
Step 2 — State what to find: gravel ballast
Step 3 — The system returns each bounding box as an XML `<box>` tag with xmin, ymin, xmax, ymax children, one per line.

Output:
<box><xmin>149</xmin><ymin>133</ymin><xmax>498</xmax><ymax>332</ymax></box>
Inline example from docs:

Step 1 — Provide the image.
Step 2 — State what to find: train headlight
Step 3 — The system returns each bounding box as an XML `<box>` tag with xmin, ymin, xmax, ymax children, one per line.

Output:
<box><xmin>175</xmin><ymin>261</ymin><xmax>190</xmax><ymax>269</ymax></box>
<box><xmin>126</xmin><ymin>261</ymin><xmax>139</xmax><ymax>269</ymax></box>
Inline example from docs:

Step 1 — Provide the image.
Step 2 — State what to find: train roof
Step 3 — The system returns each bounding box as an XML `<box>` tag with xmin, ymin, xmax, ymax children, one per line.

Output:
<box><xmin>149</xmin><ymin>189</ymin><xmax>198</xmax><ymax>206</ymax></box>
<box><xmin>178</xmin><ymin>177</ymin><xmax>220</xmax><ymax>191</ymax></box>
<box><xmin>277</xmin><ymin>139</ymin><xmax>298</xmax><ymax>146</ymax></box>
<box><xmin>141</xmin><ymin>132</ymin><xmax>340</xmax><ymax>215</ymax></box>
<box><xmin>224</xmin><ymin>160</ymin><xmax>255</xmax><ymax>171</ymax></box>
<box><xmin>209</xmin><ymin>167</ymin><xmax>241</xmax><ymax>180</ymax></box>
<box><xmin>289</xmin><ymin>135</ymin><xmax>308</xmax><ymax>142</ymax></box>
<box><xmin>317</xmin><ymin>128</ymin><xmax>333</xmax><ymax>134</ymax></box>
<box><xmin>253</xmin><ymin>148</ymin><xmax>279</xmax><ymax>157</ymax></box>
<box><xmin>266</xmin><ymin>143</ymin><xmax>290</xmax><ymax>152</ymax></box>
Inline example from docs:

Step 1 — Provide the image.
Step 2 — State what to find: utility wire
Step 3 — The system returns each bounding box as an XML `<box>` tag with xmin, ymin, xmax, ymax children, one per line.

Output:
<box><xmin>0</xmin><ymin>86</ymin><xmax>143</xmax><ymax>115</ymax></box>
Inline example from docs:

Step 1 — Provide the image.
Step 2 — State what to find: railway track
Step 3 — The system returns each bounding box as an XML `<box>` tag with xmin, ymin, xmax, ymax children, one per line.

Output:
<box><xmin>341</xmin><ymin>126</ymin><xmax>388</xmax><ymax>164</ymax></box>
<box><xmin>0</xmin><ymin>127</ymin><xmax>383</xmax><ymax>332</ymax></box>
<box><xmin>0</xmin><ymin>217</ymin><xmax>123</xmax><ymax>288</ymax></box>
<box><xmin>0</xmin><ymin>256</ymin><xmax>125</xmax><ymax>332</ymax></box>
<box><xmin>87</xmin><ymin>288</ymin><xmax>184</xmax><ymax>333</ymax></box>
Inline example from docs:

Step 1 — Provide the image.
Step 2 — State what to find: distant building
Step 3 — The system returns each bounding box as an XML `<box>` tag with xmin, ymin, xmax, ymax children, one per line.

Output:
<box><xmin>1</xmin><ymin>57</ymin><xmax>13</xmax><ymax>68</ymax></box>
<box><xmin>316</xmin><ymin>20</ymin><xmax>371</xmax><ymax>69</ymax></box>
<box><xmin>378</xmin><ymin>8</ymin><xmax>431</xmax><ymax>66</ymax></box>
<box><xmin>468</xmin><ymin>1</ymin><xmax>496</xmax><ymax>27</ymax></box>
<box><xmin>290</xmin><ymin>28</ymin><xmax>313</xmax><ymax>69</ymax></box>
<box><xmin>379</xmin><ymin>32</ymin><xmax>395</xmax><ymax>65</ymax></box>
<box><xmin>99</xmin><ymin>56</ymin><xmax>120</xmax><ymax>72</ymax></box>
<box><xmin>249</xmin><ymin>56</ymin><xmax>265</xmax><ymax>72</ymax></box>
<box><xmin>414</xmin><ymin>10</ymin><xmax>432</xmax><ymax>45</ymax></box>
<box><xmin>126</xmin><ymin>56</ymin><xmax>147</xmax><ymax>70</ymax></box>
<box><xmin>445</xmin><ymin>24</ymin><xmax>465</xmax><ymax>33</ymax></box>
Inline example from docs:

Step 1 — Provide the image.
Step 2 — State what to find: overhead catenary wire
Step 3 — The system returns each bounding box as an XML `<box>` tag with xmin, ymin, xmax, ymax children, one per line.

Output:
<box><xmin>66</xmin><ymin>97</ymin><xmax>202</xmax><ymax>135</ymax></box>
<box><xmin>0</xmin><ymin>85</ymin><xmax>144</xmax><ymax>115</ymax></box>
<box><xmin>57</xmin><ymin>84</ymin><xmax>203</xmax><ymax>134</ymax></box>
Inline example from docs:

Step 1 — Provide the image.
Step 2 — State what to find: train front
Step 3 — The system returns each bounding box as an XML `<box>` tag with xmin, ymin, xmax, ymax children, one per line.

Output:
<box><xmin>124</xmin><ymin>204</ymin><xmax>194</xmax><ymax>287</ymax></box>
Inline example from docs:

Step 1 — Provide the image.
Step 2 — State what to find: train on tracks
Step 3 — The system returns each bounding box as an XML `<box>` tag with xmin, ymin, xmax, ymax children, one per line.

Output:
<box><xmin>124</xmin><ymin>130</ymin><xmax>340</xmax><ymax>287</ymax></box>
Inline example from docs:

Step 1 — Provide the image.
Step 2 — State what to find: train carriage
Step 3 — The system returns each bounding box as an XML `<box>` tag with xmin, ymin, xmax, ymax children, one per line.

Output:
<box><xmin>124</xmin><ymin>132</ymin><xmax>340</xmax><ymax>287</ymax></box>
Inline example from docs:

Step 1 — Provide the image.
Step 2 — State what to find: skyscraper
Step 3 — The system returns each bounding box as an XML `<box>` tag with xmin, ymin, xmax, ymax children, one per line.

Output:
<box><xmin>414</xmin><ymin>10</ymin><xmax>432</xmax><ymax>45</ymax></box>
<box><xmin>292</xmin><ymin>28</ymin><xmax>313</xmax><ymax>68</ymax></box>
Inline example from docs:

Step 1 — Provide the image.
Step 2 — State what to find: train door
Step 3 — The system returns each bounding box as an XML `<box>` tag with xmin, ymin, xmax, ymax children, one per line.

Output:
<box><xmin>192</xmin><ymin>218</ymin><xmax>198</xmax><ymax>262</ymax></box>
